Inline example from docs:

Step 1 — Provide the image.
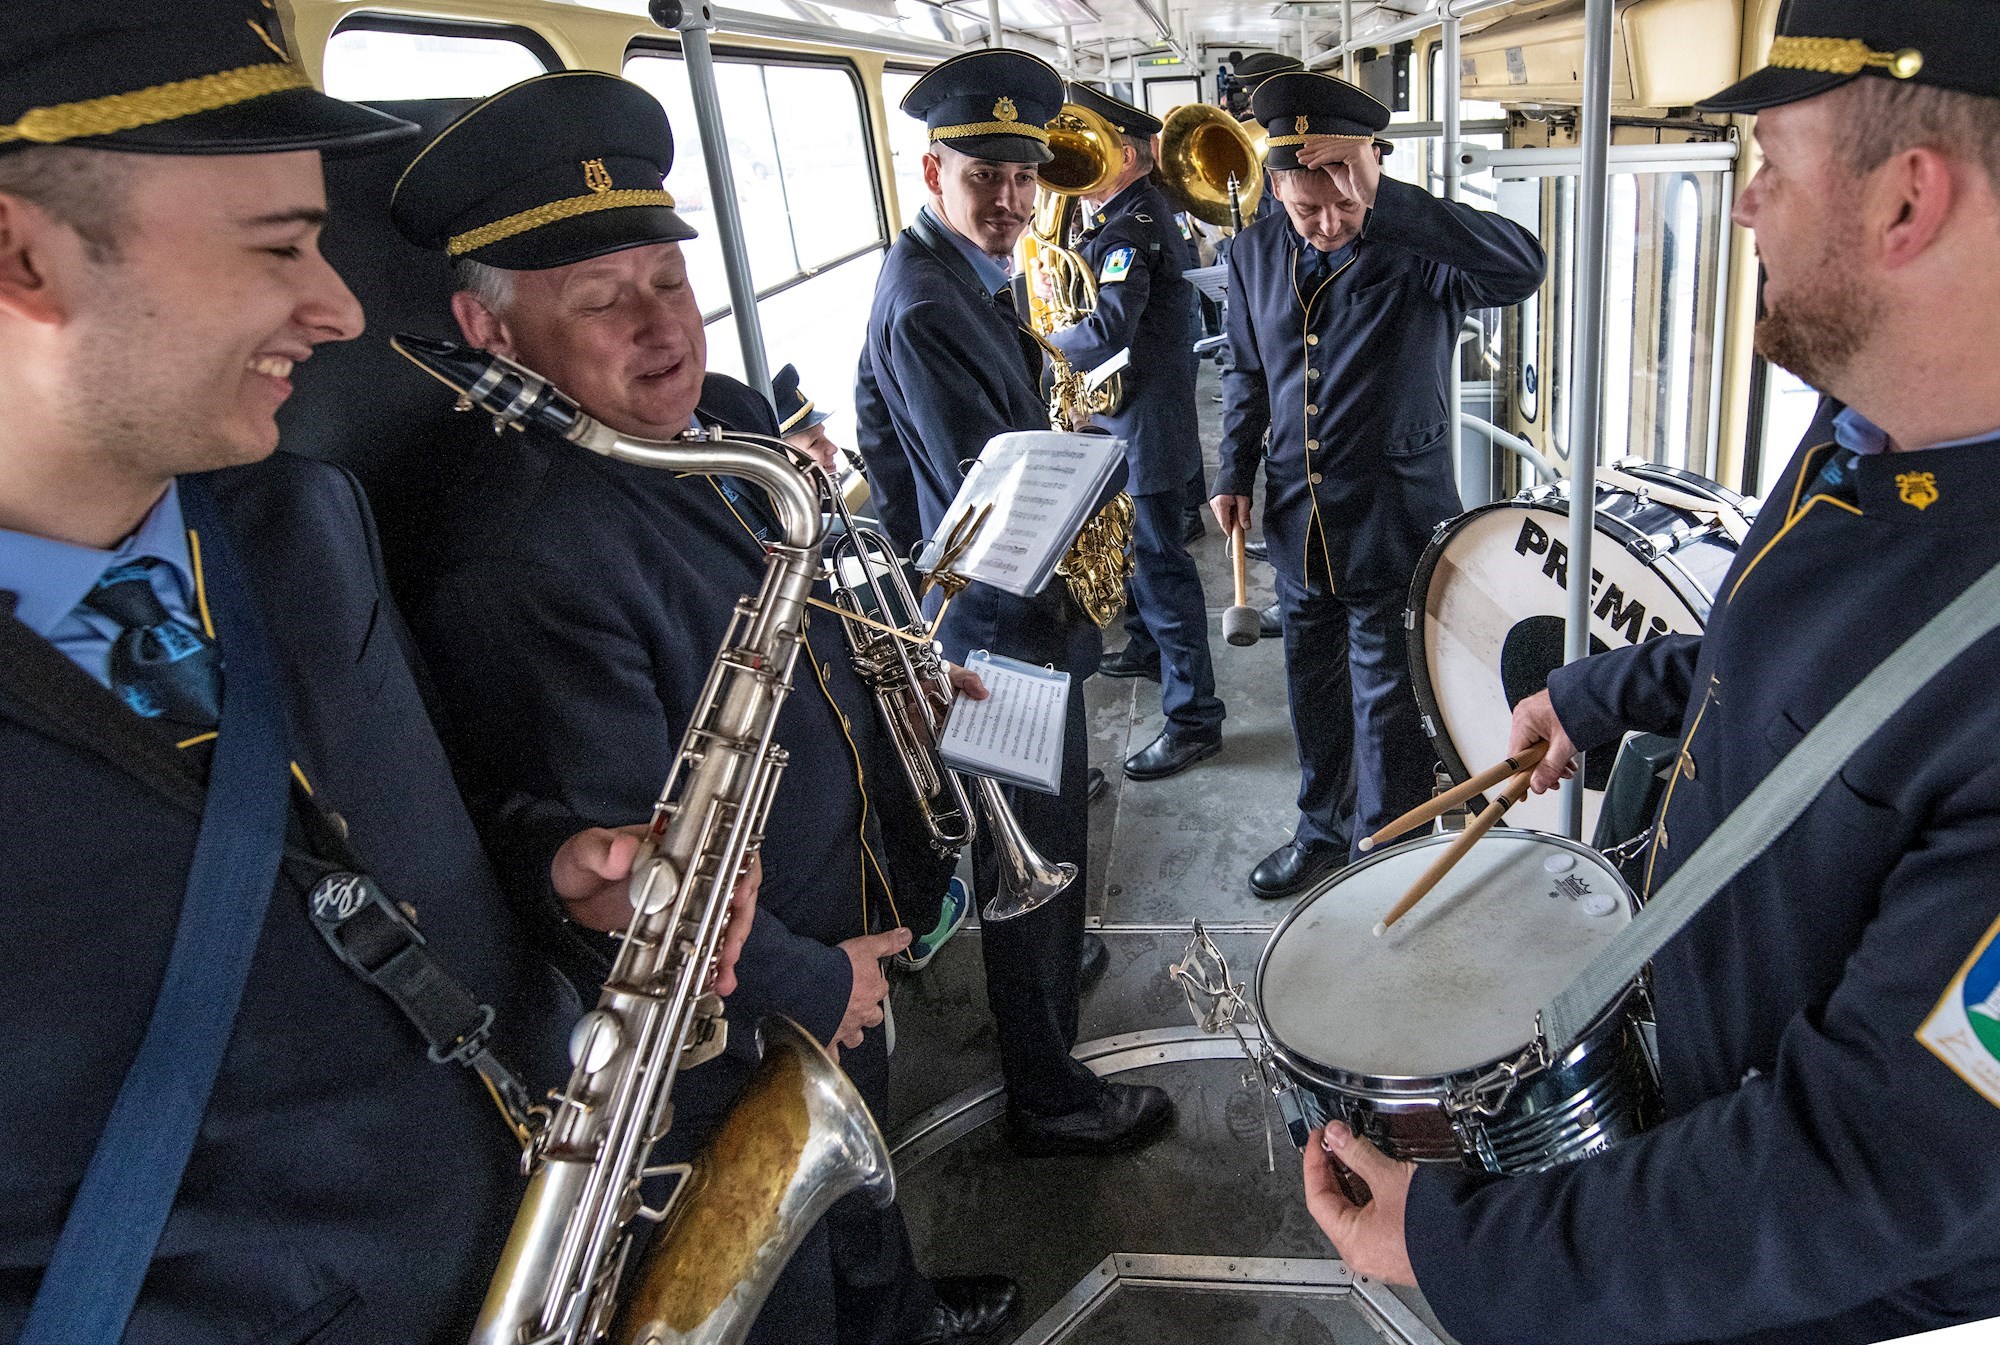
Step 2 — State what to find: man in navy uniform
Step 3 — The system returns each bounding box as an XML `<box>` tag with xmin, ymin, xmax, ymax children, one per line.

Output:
<box><xmin>391</xmin><ymin>74</ymin><xmax>1016</xmax><ymax>1345</ymax></box>
<box><xmin>1303</xmin><ymin>5</ymin><xmax>2000</xmax><ymax>1342</ymax></box>
<box><xmin>856</xmin><ymin>50</ymin><xmax>1174</xmax><ymax>1155</ymax></box>
<box><xmin>1212</xmin><ymin>71</ymin><xmax>1544</xmax><ymax>900</ymax></box>
<box><xmin>0</xmin><ymin>5</ymin><xmax>694</xmax><ymax>1339</ymax></box>
<box><xmin>1047</xmin><ymin>83</ymin><xmax>1225</xmax><ymax>781</ymax></box>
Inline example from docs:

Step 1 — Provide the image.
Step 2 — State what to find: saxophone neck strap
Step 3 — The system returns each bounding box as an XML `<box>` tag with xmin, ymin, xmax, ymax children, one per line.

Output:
<box><xmin>1539</xmin><ymin>552</ymin><xmax>2000</xmax><ymax>1055</ymax></box>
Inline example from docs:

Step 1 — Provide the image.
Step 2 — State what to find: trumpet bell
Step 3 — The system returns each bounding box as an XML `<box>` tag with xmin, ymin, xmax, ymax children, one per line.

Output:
<box><xmin>1158</xmin><ymin>103</ymin><xmax>1266</xmax><ymax>227</ymax></box>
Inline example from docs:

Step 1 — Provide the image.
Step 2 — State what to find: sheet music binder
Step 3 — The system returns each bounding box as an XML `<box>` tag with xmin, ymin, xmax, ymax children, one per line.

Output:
<box><xmin>938</xmin><ymin>650</ymin><xmax>1070</xmax><ymax>795</ymax></box>
<box><xmin>916</xmin><ymin>431</ymin><xmax>1126</xmax><ymax>599</ymax></box>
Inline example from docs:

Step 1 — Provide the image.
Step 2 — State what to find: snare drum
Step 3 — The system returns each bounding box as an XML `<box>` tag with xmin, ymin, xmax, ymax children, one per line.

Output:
<box><xmin>1408</xmin><ymin>470</ymin><xmax>1742</xmax><ymax>837</ymax></box>
<box><xmin>1255</xmin><ymin>830</ymin><xmax>1657</xmax><ymax>1174</ymax></box>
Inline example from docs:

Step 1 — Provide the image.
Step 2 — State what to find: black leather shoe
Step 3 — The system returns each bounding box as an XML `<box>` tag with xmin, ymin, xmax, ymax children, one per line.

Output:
<box><xmin>1099</xmin><ymin>645</ymin><xmax>1162</xmax><ymax>681</ymax></box>
<box><xmin>1244</xmin><ymin>537</ymin><xmax>1269</xmax><ymax>562</ymax></box>
<box><xmin>1258</xmin><ymin>600</ymin><xmax>1282</xmax><ymax>640</ymax></box>
<box><xmin>1123</xmin><ymin>730</ymin><xmax>1221</xmax><ymax>781</ymax></box>
<box><xmin>1079</xmin><ymin>931</ymin><xmax>1109</xmax><ymax>991</ymax></box>
<box><xmin>1182</xmin><ymin>510</ymin><xmax>1207</xmax><ymax>544</ymax></box>
<box><xmin>1007</xmin><ymin>1082</ymin><xmax>1174</xmax><ymax>1156</ymax></box>
<box><xmin>1087</xmin><ymin>766</ymin><xmax>1108</xmax><ymax>803</ymax></box>
<box><xmin>903</xmin><ymin>1275</ymin><xmax>1020</xmax><ymax>1345</ymax></box>
<box><xmin>1248</xmin><ymin>839</ymin><xmax>1347</xmax><ymax>900</ymax></box>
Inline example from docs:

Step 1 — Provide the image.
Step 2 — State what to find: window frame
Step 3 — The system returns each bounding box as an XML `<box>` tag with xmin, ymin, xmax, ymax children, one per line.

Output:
<box><xmin>324</xmin><ymin>12</ymin><xmax>562</xmax><ymax>76</ymax></box>
<box><xmin>623</xmin><ymin>38</ymin><xmax>891</xmax><ymax>324</ymax></box>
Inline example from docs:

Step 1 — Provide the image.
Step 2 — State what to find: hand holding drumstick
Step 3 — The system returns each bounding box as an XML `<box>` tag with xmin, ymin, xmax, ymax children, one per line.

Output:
<box><xmin>1373</xmin><ymin>768</ymin><xmax>1534</xmax><ymax>936</ymax></box>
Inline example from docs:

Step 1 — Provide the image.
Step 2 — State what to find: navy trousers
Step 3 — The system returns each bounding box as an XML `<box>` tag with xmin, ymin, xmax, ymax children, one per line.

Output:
<box><xmin>975</xmin><ymin>671</ymin><xmax>1100</xmax><ymax>1117</ymax></box>
<box><xmin>1116</xmin><ymin>488</ymin><xmax>1223</xmax><ymax>740</ymax></box>
<box><xmin>1273</xmin><ymin>568</ymin><xmax>1432</xmax><ymax>857</ymax></box>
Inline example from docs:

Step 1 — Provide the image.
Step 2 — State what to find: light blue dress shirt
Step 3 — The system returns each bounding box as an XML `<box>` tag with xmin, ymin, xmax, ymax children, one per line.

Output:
<box><xmin>0</xmin><ymin>481</ymin><xmax>201</xmax><ymax>688</ymax></box>
<box><xmin>1833</xmin><ymin>406</ymin><xmax>2000</xmax><ymax>456</ymax></box>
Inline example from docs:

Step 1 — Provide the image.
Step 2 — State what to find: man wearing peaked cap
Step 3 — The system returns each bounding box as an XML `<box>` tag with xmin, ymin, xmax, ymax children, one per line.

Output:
<box><xmin>1214</xmin><ymin>68</ymin><xmax>1544</xmax><ymax>901</ymax></box>
<box><xmin>1045</xmin><ymin>83</ymin><xmax>1227</xmax><ymax>782</ymax></box>
<box><xmin>392</xmin><ymin>73</ymin><xmax>1017</xmax><ymax>1345</ymax></box>
<box><xmin>0</xmin><ymin>4</ymin><xmax>634</xmax><ymax>1342</ymax></box>
<box><xmin>857</xmin><ymin>48</ymin><xmax>1177</xmax><ymax>1157</ymax></box>
<box><xmin>1300</xmin><ymin>7</ymin><xmax>2000</xmax><ymax>1345</ymax></box>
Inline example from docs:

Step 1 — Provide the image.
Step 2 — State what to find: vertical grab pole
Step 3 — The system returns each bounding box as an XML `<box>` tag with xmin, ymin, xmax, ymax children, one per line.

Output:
<box><xmin>1342</xmin><ymin>0</ymin><xmax>1354</xmax><ymax>79</ymax></box>
<box><xmin>987</xmin><ymin>0</ymin><xmax>1003</xmax><ymax>47</ymax></box>
<box><xmin>1443</xmin><ymin>7</ymin><xmax>1466</xmax><ymax>505</ymax></box>
<box><xmin>1558</xmin><ymin>0</ymin><xmax>1615</xmax><ymax>840</ymax></box>
<box><xmin>679</xmin><ymin>5</ymin><xmax>771</xmax><ymax>399</ymax></box>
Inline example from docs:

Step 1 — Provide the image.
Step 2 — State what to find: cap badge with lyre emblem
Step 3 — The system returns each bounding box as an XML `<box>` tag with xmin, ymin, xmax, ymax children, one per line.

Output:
<box><xmin>582</xmin><ymin>158</ymin><xmax>614</xmax><ymax>194</ymax></box>
<box><xmin>994</xmin><ymin>96</ymin><xmax>1019</xmax><ymax>122</ymax></box>
<box><xmin>1294</xmin><ymin>115</ymin><xmax>1310</xmax><ymax>135</ymax></box>
<box><xmin>1897</xmin><ymin>471</ymin><xmax>1940</xmax><ymax>511</ymax></box>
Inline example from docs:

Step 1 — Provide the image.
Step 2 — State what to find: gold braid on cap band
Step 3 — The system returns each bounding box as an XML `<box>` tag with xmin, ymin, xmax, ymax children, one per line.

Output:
<box><xmin>779</xmin><ymin>399</ymin><xmax>815</xmax><ymax>434</ymax></box>
<box><xmin>929</xmin><ymin>121</ymin><xmax>1052</xmax><ymax>142</ymax></box>
<box><xmin>1265</xmin><ymin>132</ymin><xmax>1373</xmax><ymax>147</ymax></box>
<box><xmin>1767</xmin><ymin>36</ymin><xmax>1925</xmax><ymax>80</ymax></box>
<box><xmin>448</xmin><ymin>189</ymin><xmax>678</xmax><ymax>257</ymax></box>
<box><xmin>0</xmin><ymin>61</ymin><xmax>311</xmax><ymax>146</ymax></box>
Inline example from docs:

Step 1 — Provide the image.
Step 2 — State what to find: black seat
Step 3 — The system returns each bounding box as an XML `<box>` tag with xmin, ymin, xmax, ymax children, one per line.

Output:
<box><xmin>276</xmin><ymin>98</ymin><xmax>488</xmax><ymax>607</ymax></box>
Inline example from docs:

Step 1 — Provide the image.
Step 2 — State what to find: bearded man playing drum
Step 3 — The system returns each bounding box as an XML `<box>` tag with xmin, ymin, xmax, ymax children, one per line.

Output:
<box><xmin>1302</xmin><ymin>5</ymin><xmax>2000</xmax><ymax>1341</ymax></box>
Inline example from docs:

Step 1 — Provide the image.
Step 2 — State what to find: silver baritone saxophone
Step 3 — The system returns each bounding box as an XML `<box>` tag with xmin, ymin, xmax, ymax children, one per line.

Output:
<box><xmin>391</xmin><ymin>335</ymin><xmax>894</xmax><ymax>1345</ymax></box>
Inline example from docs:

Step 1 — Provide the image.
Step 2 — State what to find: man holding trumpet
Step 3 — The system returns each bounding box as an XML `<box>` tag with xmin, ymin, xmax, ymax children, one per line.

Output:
<box><xmin>1300</xmin><ymin>5</ymin><xmax>2000</xmax><ymax>1340</ymax></box>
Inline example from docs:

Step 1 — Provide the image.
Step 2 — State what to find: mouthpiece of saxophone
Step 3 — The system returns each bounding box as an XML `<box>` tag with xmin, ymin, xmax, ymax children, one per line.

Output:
<box><xmin>390</xmin><ymin>332</ymin><xmax>584</xmax><ymax>440</ymax></box>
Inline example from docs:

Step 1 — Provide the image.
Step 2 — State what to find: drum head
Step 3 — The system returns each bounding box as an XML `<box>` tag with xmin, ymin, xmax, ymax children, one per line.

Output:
<box><xmin>1257</xmin><ymin>831</ymin><xmax>1632</xmax><ymax>1080</ymax></box>
<box><xmin>1409</xmin><ymin>498</ymin><xmax>1711</xmax><ymax>836</ymax></box>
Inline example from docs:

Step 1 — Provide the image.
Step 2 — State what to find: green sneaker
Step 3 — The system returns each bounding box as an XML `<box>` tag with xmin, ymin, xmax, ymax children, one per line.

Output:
<box><xmin>897</xmin><ymin>877</ymin><xmax>971</xmax><ymax>972</ymax></box>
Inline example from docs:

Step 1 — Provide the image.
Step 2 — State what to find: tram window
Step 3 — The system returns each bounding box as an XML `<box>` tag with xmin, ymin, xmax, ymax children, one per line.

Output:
<box><xmin>1144</xmin><ymin>77</ymin><xmax>1199</xmax><ymax>117</ymax></box>
<box><xmin>624</xmin><ymin>50</ymin><xmax>887</xmax><ymax>428</ymax></box>
<box><xmin>1755</xmin><ymin>363</ymin><xmax>1825</xmax><ymax>494</ymax></box>
<box><xmin>320</xmin><ymin>21</ymin><xmax>552</xmax><ymax>102</ymax></box>
<box><xmin>881</xmin><ymin>68</ymin><xmax>931</xmax><ymax>230</ymax></box>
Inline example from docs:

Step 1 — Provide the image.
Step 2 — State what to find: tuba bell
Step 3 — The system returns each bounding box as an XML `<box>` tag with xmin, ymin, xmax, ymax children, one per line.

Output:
<box><xmin>1157</xmin><ymin>103</ymin><xmax>1265</xmax><ymax>229</ymax></box>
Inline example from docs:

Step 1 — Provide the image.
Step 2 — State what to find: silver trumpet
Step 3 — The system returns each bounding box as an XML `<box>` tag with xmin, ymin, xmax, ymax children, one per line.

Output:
<box><xmin>817</xmin><ymin>486</ymin><xmax>1076</xmax><ymax>922</ymax></box>
<box><xmin>392</xmin><ymin>335</ymin><xmax>893</xmax><ymax>1345</ymax></box>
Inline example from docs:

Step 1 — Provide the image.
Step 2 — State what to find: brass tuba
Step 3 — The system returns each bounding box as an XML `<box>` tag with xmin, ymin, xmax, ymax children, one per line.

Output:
<box><xmin>1020</xmin><ymin>100</ymin><xmax>1135</xmax><ymax>628</ymax></box>
<box><xmin>392</xmin><ymin>335</ymin><xmax>894</xmax><ymax>1345</ymax></box>
<box><xmin>1157</xmin><ymin>103</ymin><xmax>1266</xmax><ymax>229</ymax></box>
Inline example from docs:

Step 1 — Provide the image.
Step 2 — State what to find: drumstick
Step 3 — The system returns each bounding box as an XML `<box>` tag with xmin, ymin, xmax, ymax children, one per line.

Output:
<box><xmin>1222</xmin><ymin>524</ymin><xmax>1260</xmax><ymax>647</ymax></box>
<box><xmin>1359</xmin><ymin>740</ymin><xmax>1549</xmax><ymax>853</ymax></box>
<box><xmin>1373</xmin><ymin>769</ymin><xmax>1534</xmax><ymax>937</ymax></box>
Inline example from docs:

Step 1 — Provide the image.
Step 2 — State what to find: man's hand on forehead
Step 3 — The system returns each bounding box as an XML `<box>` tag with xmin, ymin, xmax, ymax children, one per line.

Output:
<box><xmin>1295</xmin><ymin>134</ymin><xmax>1380</xmax><ymax>210</ymax></box>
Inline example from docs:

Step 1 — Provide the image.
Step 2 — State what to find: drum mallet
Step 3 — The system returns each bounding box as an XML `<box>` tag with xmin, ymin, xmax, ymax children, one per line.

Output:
<box><xmin>1223</xmin><ymin>525</ymin><xmax>1260</xmax><ymax>647</ymax></box>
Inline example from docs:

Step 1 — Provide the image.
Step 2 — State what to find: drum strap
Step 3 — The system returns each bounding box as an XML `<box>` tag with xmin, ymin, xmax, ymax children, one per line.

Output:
<box><xmin>1541</xmin><ymin>554</ymin><xmax>2000</xmax><ymax>1054</ymax></box>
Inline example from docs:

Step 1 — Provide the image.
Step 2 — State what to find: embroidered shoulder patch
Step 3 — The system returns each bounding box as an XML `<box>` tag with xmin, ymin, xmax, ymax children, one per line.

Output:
<box><xmin>1100</xmin><ymin>246</ymin><xmax>1136</xmax><ymax>283</ymax></box>
<box><xmin>1918</xmin><ymin>911</ymin><xmax>2000</xmax><ymax>1109</ymax></box>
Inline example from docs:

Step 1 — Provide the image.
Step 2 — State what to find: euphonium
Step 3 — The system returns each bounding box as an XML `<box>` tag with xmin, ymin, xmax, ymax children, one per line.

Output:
<box><xmin>391</xmin><ymin>335</ymin><xmax>894</xmax><ymax>1345</ymax></box>
<box><xmin>817</xmin><ymin>486</ymin><xmax>1076</xmax><ymax>922</ymax></box>
<box><xmin>1021</xmin><ymin>101</ymin><xmax>1136</xmax><ymax>628</ymax></box>
<box><xmin>1156</xmin><ymin>103</ymin><xmax>1266</xmax><ymax>228</ymax></box>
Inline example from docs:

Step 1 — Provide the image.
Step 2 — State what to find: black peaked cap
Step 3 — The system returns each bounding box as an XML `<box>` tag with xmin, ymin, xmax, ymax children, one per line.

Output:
<box><xmin>900</xmin><ymin>50</ymin><xmax>1065</xmax><ymax>165</ymax></box>
<box><xmin>1067</xmin><ymin>82</ymin><xmax>1163</xmax><ymax>138</ymax></box>
<box><xmin>1699</xmin><ymin>0</ymin><xmax>1999</xmax><ymax>114</ymax></box>
<box><xmin>1234</xmin><ymin>53</ymin><xmax>1306</xmax><ymax>89</ymax></box>
<box><xmin>1251</xmin><ymin>72</ymin><xmax>1391</xmax><ymax>171</ymax></box>
<box><xmin>0</xmin><ymin>0</ymin><xmax>414</xmax><ymax>159</ymax></box>
<box><xmin>391</xmin><ymin>72</ymin><xmax>694</xmax><ymax>270</ymax></box>
<box><xmin>771</xmin><ymin>364</ymin><xmax>830</xmax><ymax>434</ymax></box>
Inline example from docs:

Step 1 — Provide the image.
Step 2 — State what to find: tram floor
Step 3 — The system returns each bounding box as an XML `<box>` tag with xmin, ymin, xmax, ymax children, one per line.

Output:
<box><xmin>882</xmin><ymin>363</ymin><xmax>1455</xmax><ymax>1345</ymax></box>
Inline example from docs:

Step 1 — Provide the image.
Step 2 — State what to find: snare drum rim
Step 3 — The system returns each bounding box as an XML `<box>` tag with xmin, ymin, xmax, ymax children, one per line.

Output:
<box><xmin>1404</xmin><ymin>492</ymin><xmax>1713</xmax><ymax>788</ymax></box>
<box><xmin>1252</xmin><ymin>828</ymin><xmax>1639</xmax><ymax>1098</ymax></box>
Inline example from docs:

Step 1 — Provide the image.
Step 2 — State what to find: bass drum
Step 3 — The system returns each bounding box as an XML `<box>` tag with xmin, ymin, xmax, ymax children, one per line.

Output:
<box><xmin>1408</xmin><ymin>465</ymin><xmax>1745</xmax><ymax>838</ymax></box>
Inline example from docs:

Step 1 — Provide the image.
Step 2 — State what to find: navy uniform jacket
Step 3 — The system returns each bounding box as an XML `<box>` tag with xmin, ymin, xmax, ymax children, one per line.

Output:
<box><xmin>1047</xmin><ymin>178</ymin><xmax>1201</xmax><ymax>497</ymax></box>
<box><xmin>857</xmin><ymin>212</ymin><xmax>1100</xmax><ymax>681</ymax></box>
<box><xmin>1407</xmin><ymin>435</ymin><xmax>2000</xmax><ymax>1344</ymax></box>
<box><xmin>1217</xmin><ymin>177</ymin><xmax>1544</xmax><ymax>596</ymax></box>
<box><xmin>0</xmin><ymin>454</ymin><xmax>574</xmax><ymax>1344</ymax></box>
<box><xmin>407</xmin><ymin>378</ymin><xmax>903</xmax><ymax>1114</ymax></box>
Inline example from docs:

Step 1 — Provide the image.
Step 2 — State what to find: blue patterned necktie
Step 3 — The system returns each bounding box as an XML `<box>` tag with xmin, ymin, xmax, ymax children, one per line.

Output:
<box><xmin>1806</xmin><ymin>445</ymin><xmax>1863</xmax><ymax>507</ymax></box>
<box><xmin>81</xmin><ymin>559</ymin><xmax>224</xmax><ymax>734</ymax></box>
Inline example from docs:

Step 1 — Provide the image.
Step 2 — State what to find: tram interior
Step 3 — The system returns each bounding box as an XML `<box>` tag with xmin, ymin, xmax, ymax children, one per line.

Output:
<box><xmin>261</xmin><ymin>0</ymin><xmax>1824</xmax><ymax>1340</ymax></box>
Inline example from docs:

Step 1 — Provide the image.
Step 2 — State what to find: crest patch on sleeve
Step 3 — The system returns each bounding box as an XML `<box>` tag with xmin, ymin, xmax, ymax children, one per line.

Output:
<box><xmin>1100</xmin><ymin>246</ymin><xmax>1136</xmax><ymax>284</ymax></box>
<box><xmin>1917</xmin><ymin>910</ymin><xmax>2000</xmax><ymax>1109</ymax></box>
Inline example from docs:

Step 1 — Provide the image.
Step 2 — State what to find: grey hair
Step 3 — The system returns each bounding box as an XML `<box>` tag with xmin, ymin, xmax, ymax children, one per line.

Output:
<box><xmin>452</xmin><ymin>256</ymin><xmax>517</xmax><ymax>313</ymax></box>
<box><xmin>1836</xmin><ymin>78</ymin><xmax>2000</xmax><ymax>197</ymax></box>
<box><xmin>1124</xmin><ymin>133</ymin><xmax>1156</xmax><ymax>170</ymax></box>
